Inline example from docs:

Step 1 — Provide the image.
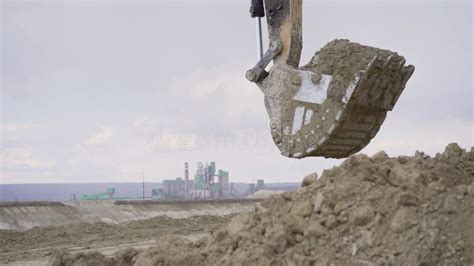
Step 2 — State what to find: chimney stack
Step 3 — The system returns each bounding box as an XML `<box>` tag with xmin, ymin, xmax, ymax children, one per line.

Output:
<box><xmin>184</xmin><ymin>162</ymin><xmax>189</xmax><ymax>200</ymax></box>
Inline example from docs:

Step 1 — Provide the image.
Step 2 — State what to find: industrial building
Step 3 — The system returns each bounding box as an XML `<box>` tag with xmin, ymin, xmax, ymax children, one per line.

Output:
<box><xmin>78</xmin><ymin>188</ymin><xmax>115</xmax><ymax>201</ymax></box>
<box><xmin>158</xmin><ymin>177</ymin><xmax>195</xmax><ymax>199</ymax></box>
<box><xmin>189</xmin><ymin>162</ymin><xmax>230</xmax><ymax>199</ymax></box>
<box><xmin>153</xmin><ymin>161</ymin><xmax>235</xmax><ymax>200</ymax></box>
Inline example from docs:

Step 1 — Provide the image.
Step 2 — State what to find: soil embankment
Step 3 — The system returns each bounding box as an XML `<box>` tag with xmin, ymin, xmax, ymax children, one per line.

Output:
<box><xmin>0</xmin><ymin>199</ymin><xmax>259</xmax><ymax>231</ymax></box>
<box><xmin>51</xmin><ymin>143</ymin><xmax>473</xmax><ymax>265</ymax></box>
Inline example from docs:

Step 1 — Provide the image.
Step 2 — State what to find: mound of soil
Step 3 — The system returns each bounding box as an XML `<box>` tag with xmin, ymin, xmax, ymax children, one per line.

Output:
<box><xmin>51</xmin><ymin>143</ymin><xmax>474</xmax><ymax>265</ymax></box>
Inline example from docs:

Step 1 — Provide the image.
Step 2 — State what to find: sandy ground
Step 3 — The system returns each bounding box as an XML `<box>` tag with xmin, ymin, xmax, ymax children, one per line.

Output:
<box><xmin>0</xmin><ymin>214</ymin><xmax>235</xmax><ymax>265</ymax></box>
<box><xmin>48</xmin><ymin>143</ymin><xmax>473</xmax><ymax>266</ymax></box>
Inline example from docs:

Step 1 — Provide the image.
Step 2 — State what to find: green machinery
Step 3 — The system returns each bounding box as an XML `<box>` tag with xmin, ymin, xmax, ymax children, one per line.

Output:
<box><xmin>151</xmin><ymin>188</ymin><xmax>166</xmax><ymax>199</ymax></box>
<box><xmin>218</xmin><ymin>170</ymin><xmax>229</xmax><ymax>179</ymax></box>
<box><xmin>194</xmin><ymin>161</ymin><xmax>230</xmax><ymax>198</ymax></box>
<box><xmin>80</xmin><ymin>188</ymin><xmax>115</xmax><ymax>201</ymax></box>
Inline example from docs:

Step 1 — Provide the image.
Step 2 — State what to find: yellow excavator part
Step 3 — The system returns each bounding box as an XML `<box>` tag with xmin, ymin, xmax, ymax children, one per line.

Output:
<box><xmin>247</xmin><ymin>0</ymin><xmax>414</xmax><ymax>159</ymax></box>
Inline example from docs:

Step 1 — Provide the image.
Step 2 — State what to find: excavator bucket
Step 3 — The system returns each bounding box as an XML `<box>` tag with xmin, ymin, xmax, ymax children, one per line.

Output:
<box><xmin>257</xmin><ymin>40</ymin><xmax>414</xmax><ymax>159</ymax></box>
<box><xmin>247</xmin><ymin>0</ymin><xmax>414</xmax><ymax>159</ymax></box>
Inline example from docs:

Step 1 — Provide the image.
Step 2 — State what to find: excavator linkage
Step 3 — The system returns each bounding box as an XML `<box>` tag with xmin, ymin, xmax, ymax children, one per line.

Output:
<box><xmin>247</xmin><ymin>0</ymin><xmax>414</xmax><ymax>159</ymax></box>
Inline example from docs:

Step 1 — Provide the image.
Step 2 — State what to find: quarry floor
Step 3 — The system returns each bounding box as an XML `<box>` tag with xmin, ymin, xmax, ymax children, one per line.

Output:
<box><xmin>0</xmin><ymin>214</ymin><xmax>235</xmax><ymax>265</ymax></box>
<box><xmin>0</xmin><ymin>200</ymin><xmax>257</xmax><ymax>265</ymax></box>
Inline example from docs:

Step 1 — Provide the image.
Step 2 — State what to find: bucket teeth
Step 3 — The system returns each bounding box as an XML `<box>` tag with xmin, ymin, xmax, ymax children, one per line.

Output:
<box><xmin>255</xmin><ymin>39</ymin><xmax>414</xmax><ymax>159</ymax></box>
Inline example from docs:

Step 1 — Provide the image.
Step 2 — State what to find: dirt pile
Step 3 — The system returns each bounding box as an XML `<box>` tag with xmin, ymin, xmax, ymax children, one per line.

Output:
<box><xmin>51</xmin><ymin>143</ymin><xmax>473</xmax><ymax>265</ymax></box>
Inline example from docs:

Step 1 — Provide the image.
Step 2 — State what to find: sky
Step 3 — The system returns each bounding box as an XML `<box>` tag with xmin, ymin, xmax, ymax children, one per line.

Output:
<box><xmin>1</xmin><ymin>0</ymin><xmax>472</xmax><ymax>184</ymax></box>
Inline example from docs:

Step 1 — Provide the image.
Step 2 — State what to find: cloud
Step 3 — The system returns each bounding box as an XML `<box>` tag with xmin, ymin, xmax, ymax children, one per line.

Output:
<box><xmin>133</xmin><ymin>116</ymin><xmax>198</xmax><ymax>151</ymax></box>
<box><xmin>1</xmin><ymin>148</ymin><xmax>56</xmax><ymax>170</ymax></box>
<box><xmin>168</xmin><ymin>63</ymin><xmax>266</xmax><ymax>129</ymax></box>
<box><xmin>83</xmin><ymin>126</ymin><xmax>116</xmax><ymax>146</ymax></box>
<box><xmin>133</xmin><ymin>116</ymin><xmax>155</xmax><ymax>134</ymax></box>
<box><xmin>364</xmin><ymin>118</ymin><xmax>473</xmax><ymax>157</ymax></box>
<box><xmin>1</xmin><ymin>123</ymin><xmax>38</xmax><ymax>132</ymax></box>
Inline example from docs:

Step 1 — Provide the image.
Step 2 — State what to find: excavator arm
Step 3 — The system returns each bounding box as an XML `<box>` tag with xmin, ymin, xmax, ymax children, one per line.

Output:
<box><xmin>247</xmin><ymin>0</ymin><xmax>414</xmax><ymax>159</ymax></box>
<box><xmin>247</xmin><ymin>0</ymin><xmax>302</xmax><ymax>80</ymax></box>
